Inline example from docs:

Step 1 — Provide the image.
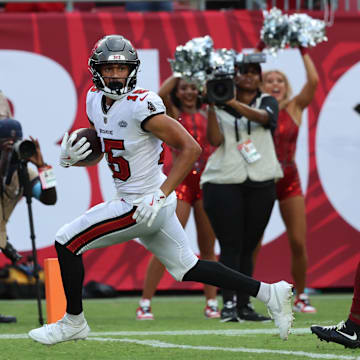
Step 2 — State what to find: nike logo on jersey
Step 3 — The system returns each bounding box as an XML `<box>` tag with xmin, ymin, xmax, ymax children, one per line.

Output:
<box><xmin>149</xmin><ymin>197</ymin><xmax>154</xmax><ymax>206</ymax></box>
<box><xmin>140</xmin><ymin>94</ymin><xmax>149</xmax><ymax>101</ymax></box>
<box><xmin>338</xmin><ymin>330</ymin><xmax>358</xmax><ymax>341</ymax></box>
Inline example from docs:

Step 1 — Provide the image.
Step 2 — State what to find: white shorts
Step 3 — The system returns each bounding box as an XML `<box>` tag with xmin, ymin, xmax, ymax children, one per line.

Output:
<box><xmin>55</xmin><ymin>196</ymin><xmax>198</xmax><ymax>281</ymax></box>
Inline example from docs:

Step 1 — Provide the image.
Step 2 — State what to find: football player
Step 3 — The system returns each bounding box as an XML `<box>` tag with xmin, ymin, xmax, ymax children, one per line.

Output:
<box><xmin>29</xmin><ymin>35</ymin><xmax>293</xmax><ymax>345</ymax></box>
<box><xmin>311</xmin><ymin>260</ymin><xmax>360</xmax><ymax>349</ymax></box>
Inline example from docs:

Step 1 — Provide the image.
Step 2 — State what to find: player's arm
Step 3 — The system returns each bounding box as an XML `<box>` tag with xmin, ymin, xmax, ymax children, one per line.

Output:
<box><xmin>143</xmin><ymin>113</ymin><xmax>201</xmax><ymax>197</ymax></box>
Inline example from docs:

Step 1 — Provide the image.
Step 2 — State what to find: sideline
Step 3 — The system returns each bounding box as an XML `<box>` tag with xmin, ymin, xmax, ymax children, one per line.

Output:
<box><xmin>0</xmin><ymin>328</ymin><xmax>312</xmax><ymax>338</ymax></box>
<box><xmin>88</xmin><ymin>337</ymin><xmax>359</xmax><ymax>360</ymax></box>
<box><xmin>1</xmin><ymin>329</ymin><xmax>358</xmax><ymax>360</ymax></box>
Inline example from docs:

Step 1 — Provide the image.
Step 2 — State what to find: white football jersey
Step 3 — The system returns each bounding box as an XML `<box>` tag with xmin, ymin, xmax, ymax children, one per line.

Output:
<box><xmin>86</xmin><ymin>86</ymin><xmax>167</xmax><ymax>200</ymax></box>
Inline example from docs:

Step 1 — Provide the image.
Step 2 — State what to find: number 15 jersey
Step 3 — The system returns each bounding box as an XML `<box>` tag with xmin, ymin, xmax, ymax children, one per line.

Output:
<box><xmin>86</xmin><ymin>87</ymin><xmax>166</xmax><ymax>201</ymax></box>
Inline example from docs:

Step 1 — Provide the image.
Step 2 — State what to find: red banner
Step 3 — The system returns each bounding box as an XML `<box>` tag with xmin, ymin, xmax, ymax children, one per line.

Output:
<box><xmin>0</xmin><ymin>10</ymin><xmax>359</xmax><ymax>290</ymax></box>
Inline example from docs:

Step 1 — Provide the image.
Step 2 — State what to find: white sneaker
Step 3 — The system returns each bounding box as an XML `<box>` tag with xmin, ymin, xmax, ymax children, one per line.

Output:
<box><xmin>266</xmin><ymin>281</ymin><xmax>294</xmax><ymax>340</ymax></box>
<box><xmin>28</xmin><ymin>314</ymin><xmax>90</xmax><ymax>345</ymax></box>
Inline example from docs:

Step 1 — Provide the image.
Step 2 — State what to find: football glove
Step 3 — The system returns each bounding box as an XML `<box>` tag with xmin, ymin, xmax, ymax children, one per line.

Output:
<box><xmin>59</xmin><ymin>132</ymin><xmax>92</xmax><ymax>168</ymax></box>
<box><xmin>132</xmin><ymin>189</ymin><xmax>167</xmax><ymax>227</ymax></box>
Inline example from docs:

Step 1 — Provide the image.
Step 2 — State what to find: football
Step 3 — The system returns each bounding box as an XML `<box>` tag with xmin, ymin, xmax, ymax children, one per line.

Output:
<box><xmin>71</xmin><ymin>128</ymin><xmax>102</xmax><ymax>162</ymax></box>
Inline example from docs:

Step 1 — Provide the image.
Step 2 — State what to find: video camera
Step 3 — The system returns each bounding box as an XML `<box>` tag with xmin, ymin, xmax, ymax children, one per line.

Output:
<box><xmin>235</xmin><ymin>52</ymin><xmax>266</xmax><ymax>75</ymax></box>
<box><xmin>206</xmin><ymin>76</ymin><xmax>235</xmax><ymax>105</ymax></box>
<box><xmin>206</xmin><ymin>52</ymin><xmax>266</xmax><ymax>105</ymax></box>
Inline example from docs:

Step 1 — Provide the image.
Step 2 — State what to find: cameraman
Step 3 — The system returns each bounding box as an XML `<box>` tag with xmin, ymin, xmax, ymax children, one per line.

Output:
<box><xmin>200</xmin><ymin>57</ymin><xmax>283</xmax><ymax>322</ymax></box>
<box><xmin>0</xmin><ymin>118</ymin><xmax>57</xmax><ymax>323</ymax></box>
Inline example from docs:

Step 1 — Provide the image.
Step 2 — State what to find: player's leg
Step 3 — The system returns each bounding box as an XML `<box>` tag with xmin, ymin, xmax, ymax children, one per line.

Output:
<box><xmin>311</xmin><ymin>262</ymin><xmax>360</xmax><ymax>348</ymax></box>
<box><xmin>141</xmin><ymin>205</ymin><xmax>293</xmax><ymax>340</ymax></box>
<box><xmin>28</xmin><ymin>199</ymin><xmax>148</xmax><ymax>344</ymax></box>
<box><xmin>193</xmin><ymin>198</ymin><xmax>220</xmax><ymax>318</ymax></box>
<box><xmin>350</xmin><ymin>261</ymin><xmax>360</xmax><ymax>326</ymax></box>
<box><xmin>137</xmin><ymin>198</ymin><xmax>192</xmax><ymax>319</ymax></box>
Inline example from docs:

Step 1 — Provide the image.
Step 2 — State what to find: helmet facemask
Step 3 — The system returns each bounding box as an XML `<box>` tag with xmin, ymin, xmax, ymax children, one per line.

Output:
<box><xmin>90</xmin><ymin>63</ymin><xmax>139</xmax><ymax>100</ymax></box>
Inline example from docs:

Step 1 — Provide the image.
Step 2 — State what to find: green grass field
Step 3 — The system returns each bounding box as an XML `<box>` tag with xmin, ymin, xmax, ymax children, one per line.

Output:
<box><xmin>0</xmin><ymin>294</ymin><xmax>359</xmax><ymax>360</ymax></box>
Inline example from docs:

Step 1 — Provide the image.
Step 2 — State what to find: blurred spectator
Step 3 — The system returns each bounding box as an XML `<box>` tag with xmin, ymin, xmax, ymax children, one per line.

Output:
<box><xmin>201</xmin><ymin>59</ymin><xmax>282</xmax><ymax>322</ymax></box>
<box><xmin>256</xmin><ymin>41</ymin><xmax>319</xmax><ymax>313</ymax></box>
<box><xmin>5</xmin><ymin>2</ymin><xmax>65</xmax><ymax>12</ymax></box>
<box><xmin>0</xmin><ymin>118</ymin><xmax>57</xmax><ymax>322</ymax></box>
<box><xmin>0</xmin><ymin>92</ymin><xmax>16</xmax><ymax>323</ymax></box>
<box><xmin>125</xmin><ymin>1</ymin><xmax>173</xmax><ymax>11</ymax></box>
<box><xmin>4</xmin><ymin>2</ymin><xmax>96</xmax><ymax>13</ymax></box>
<box><xmin>206</xmin><ymin>1</ymin><xmax>246</xmax><ymax>9</ymax></box>
<box><xmin>0</xmin><ymin>91</ymin><xmax>57</xmax><ymax>323</ymax></box>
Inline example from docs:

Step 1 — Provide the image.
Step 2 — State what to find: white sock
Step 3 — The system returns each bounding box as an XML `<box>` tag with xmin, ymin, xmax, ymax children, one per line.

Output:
<box><xmin>140</xmin><ymin>298</ymin><xmax>151</xmax><ymax>307</ymax></box>
<box><xmin>65</xmin><ymin>312</ymin><xmax>85</xmax><ymax>324</ymax></box>
<box><xmin>256</xmin><ymin>282</ymin><xmax>271</xmax><ymax>304</ymax></box>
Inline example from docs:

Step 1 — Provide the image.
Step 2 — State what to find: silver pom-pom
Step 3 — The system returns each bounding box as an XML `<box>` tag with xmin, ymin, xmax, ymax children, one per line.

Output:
<box><xmin>208</xmin><ymin>48</ymin><xmax>236</xmax><ymax>78</ymax></box>
<box><xmin>288</xmin><ymin>13</ymin><xmax>328</xmax><ymax>48</ymax></box>
<box><xmin>260</xmin><ymin>8</ymin><xmax>327</xmax><ymax>54</ymax></box>
<box><xmin>260</xmin><ymin>8</ymin><xmax>289</xmax><ymax>55</ymax></box>
<box><xmin>168</xmin><ymin>35</ymin><xmax>214</xmax><ymax>90</ymax></box>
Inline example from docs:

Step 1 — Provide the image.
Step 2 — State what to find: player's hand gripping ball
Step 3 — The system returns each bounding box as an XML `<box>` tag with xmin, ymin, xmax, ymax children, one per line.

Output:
<box><xmin>59</xmin><ymin>128</ymin><xmax>102</xmax><ymax>167</ymax></box>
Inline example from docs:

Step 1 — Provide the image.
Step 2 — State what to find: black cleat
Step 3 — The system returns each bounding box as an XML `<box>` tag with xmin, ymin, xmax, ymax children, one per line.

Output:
<box><xmin>220</xmin><ymin>301</ymin><xmax>240</xmax><ymax>322</ymax></box>
<box><xmin>238</xmin><ymin>303</ymin><xmax>272</xmax><ymax>322</ymax></box>
<box><xmin>311</xmin><ymin>320</ymin><xmax>360</xmax><ymax>349</ymax></box>
<box><xmin>0</xmin><ymin>314</ymin><xmax>17</xmax><ymax>323</ymax></box>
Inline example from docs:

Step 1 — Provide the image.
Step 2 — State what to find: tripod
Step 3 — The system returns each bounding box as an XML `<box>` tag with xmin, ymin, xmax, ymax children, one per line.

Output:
<box><xmin>17</xmin><ymin>160</ymin><xmax>44</xmax><ymax>326</ymax></box>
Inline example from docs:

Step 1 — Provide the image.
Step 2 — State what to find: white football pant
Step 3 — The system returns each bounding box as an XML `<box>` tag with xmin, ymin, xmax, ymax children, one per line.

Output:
<box><xmin>55</xmin><ymin>197</ymin><xmax>198</xmax><ymax>281</ymax></box>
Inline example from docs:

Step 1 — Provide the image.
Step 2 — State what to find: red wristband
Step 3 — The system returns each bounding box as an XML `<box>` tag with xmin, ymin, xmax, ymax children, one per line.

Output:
<box><xmin>299</xmin><ymin>46</ymin><xmax>309</xmax><ymax>56</ymax></box>
<box><xmin>256</xmin><ymin>40</ymin><xmax>266</xmax><ymax>51</ymax></box>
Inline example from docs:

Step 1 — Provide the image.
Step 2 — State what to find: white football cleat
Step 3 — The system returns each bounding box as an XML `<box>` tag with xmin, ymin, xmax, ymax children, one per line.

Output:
<box><xmin>266</xmin><ymin>281</ymin><xmax>294</xmax><ymax>340</ymax></box>
<box><xmin>28</xmin><ymin>315</ymin><xmax>90</xmax><ymax>345</ymax></box>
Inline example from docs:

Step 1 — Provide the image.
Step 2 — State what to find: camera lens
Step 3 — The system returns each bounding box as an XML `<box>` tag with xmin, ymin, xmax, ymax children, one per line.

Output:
<box><xmin>13</xmin><ymin>140</ymin><xmax>36</xmax><ymax>160</ymax></box>
<box><xmin>206</xmin><ymin>78</ymin><xmax>234</xmax><ymax>104</ymax></box>
<box><xmin>213</xmin><ymin>83</ymin><xmax>228</xmax><ymax>97</ymax></box>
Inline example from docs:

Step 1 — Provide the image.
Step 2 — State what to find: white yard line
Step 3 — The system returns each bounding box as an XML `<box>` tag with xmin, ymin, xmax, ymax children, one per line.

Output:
<box><xmin>0</xmin><ymin>328</ymin><xmax>311</xmax><ymax>338</ymax></box>
<box><xmin>88</xmin><ymin>337</ymin><xmax>359</xmax><ymax>360</ymax></box>
<box><xmin>89</xmin><ymin>328</ymin><xmax>312</xmax><ymax>336</ymax></box>
<box><xmin>1</xmin><ymin>329</ymin><xmax>358</xmax><ymax>360</ymax></box>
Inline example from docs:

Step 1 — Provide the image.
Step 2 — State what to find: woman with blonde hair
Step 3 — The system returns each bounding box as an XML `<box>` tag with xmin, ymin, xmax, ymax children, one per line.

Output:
<box><xmin>258</xmin><ymin>44</ymin><xmax>319</xmax><ymax>313</ymax></box>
